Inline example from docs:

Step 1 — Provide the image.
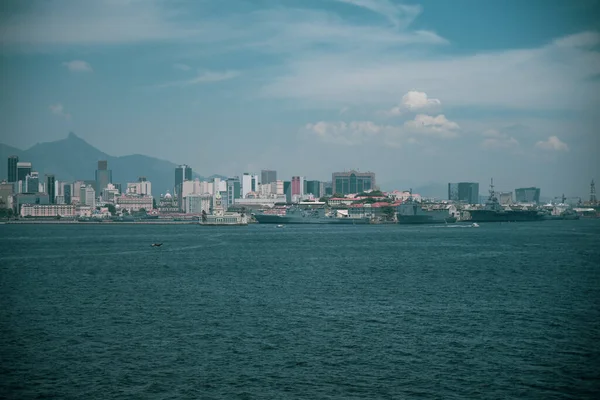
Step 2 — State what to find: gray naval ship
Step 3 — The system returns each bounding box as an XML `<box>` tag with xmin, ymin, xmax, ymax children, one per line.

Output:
<box><xmin>253</xmin><ymin>205</ymin><xmax>370</xmax><ymax>224</ymax></box>
<box><xmin>396</xmin><ymin>195</ymin><xmax>457</xmax><ymax>224</ymax></box>
<box><xmin>468</xmin><ymin>179</ymin><xmax>544</xmax><ymax>223</ymax></box>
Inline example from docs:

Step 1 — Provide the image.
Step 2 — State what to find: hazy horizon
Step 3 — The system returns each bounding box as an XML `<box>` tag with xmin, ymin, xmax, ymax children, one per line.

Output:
<box><xmin>1</xmin><ymin>0</ymin><xmax>598</xmax><ymax>198</ymax></box>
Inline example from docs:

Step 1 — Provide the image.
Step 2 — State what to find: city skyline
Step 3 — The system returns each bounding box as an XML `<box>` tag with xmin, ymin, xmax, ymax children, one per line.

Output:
<box><xmin>1</xmin><ymin>0</ymin><xmax>598</xmax><ymax>197</ymax></box>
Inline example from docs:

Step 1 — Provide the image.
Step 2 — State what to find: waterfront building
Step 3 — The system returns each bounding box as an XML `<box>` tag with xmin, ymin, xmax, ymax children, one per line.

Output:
<box><xmin>226</xmin><ymin>177</ymin><xmax>241</xmax><ymax>207</ymax></box>
<box><xmin>7</xmin><ymin>156</ymin><xmax>18</xmax><ymax>183</ymax></box>
<box><xmin>323</xmin><ymin>181</ymin><xmax>333</xmax><ymax>196</ymax></box>
<box><xmin>0</xmin><ymin>181</ymin><xmax>14</xmax><ymax>209</ymax></box>
<box><xmin>95</xmin><ymin>160</ymin><xmax>112</xmax><ymax>194</ymax></box>
<box><xmin>25</xmin><ymin>172</ymin><xmax>39</xmax><ymax>194</ymax></box>
<box><xmin>448</xmin><ymin>182</ymin><xmax>479</xmax><ymax>204</ymax></box>
<box><xmin>261</xmin><ymin>169</ymin><xmax>277</xmax><ymax>185</ymax></box>
<box><xmin>332</xmin><ymin>170</ymin><xmax>376</xmax><ymax>195</ymax></box>
<box><xmin>291</xmin><ymin>176</ymin><xmax>304</xmax><ymax>197</ymax></box>
<box><xmin>127</xmin><ymin>177</ymin><xmax>152</xmax><ymax>196</ymax></box>
<box><xmin>115</xmin><ymin>194</ymin><xmax>153</xmax><ymax>212</ymax></box>
<box><xmin>184</xmin><ymin>194</ymin><xmax>212</xmax><ymax>214</ymax></box>
<box><xmin>515</xmin><ymin>187</ymin><xmax>540</xmax><ymax>204</ymax></box>
<box><xmin>241</xmin><ymin>173</ymin><xmax>259</xmax><ymax>198</ymax></box>
<box><xmin>305</xmin><ymin>180</ymin><xmax>322</xmax><ymax>198</ymax></box>
<box><xmin>283</xmin><ymin>181</ymin><xmax>291</xmax><ymax>203</ymax></box>
<box><xmin>63</xmin><ymin>183</ymin><xmax>72</xmax><ymax>204</ymax></box>
<box><xmin>46</xmin><ymin>174</ymin><xmax>55</xmax><ymax>204</ymax></box>
<box><xmin>20</xmin><ymin>204</ymin><xmax>76</xmax><ymax>218</ymax></box>
<box><xmin>101</xmin><ymin>183</ymin><xmax>120</xmax><ymax>202</ymax></box>
<box><xmin>17</xmin><ymin>162</ymin><xmax>32</xmax><ymax>183</ymax></box>
<box><xmin>175</xmin><ymin>164</ymin><xmax>192</xmax><ymax>197</ymax></box>
<box><xmin>79</xmin><ymin>184</ymin><xmax>96</xmax><ymax>208</ymax></box>
<box><xmin>13</xmin><ymin>193</ymin><xmax>50</xmax><ymax>213</ymax></box>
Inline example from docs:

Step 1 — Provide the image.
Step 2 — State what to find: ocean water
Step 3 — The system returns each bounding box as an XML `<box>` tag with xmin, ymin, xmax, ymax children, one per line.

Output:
<box><xmin>1</xmin><ymin>221</ymin><xmax>599</xmax><ymax>399</ymax></box>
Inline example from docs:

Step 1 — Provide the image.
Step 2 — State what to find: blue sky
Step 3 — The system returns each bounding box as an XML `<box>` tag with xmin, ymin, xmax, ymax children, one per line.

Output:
<box><xmin>1</xmin><ymin>0</ymin><xmax>599</xmax><ymax>197</ymax></box>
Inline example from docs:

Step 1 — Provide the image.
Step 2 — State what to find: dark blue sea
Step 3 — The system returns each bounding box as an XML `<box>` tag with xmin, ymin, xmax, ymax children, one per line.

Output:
<box><xmin>1</xmin><ymin>221</ymin><xmax>599</xmax><ymax>399</ymax></box>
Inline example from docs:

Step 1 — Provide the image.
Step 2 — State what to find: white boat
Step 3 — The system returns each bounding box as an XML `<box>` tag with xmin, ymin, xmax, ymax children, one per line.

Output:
<box><xmin>277</xmin><ymin>224</ymin><xmax>285</xmax><ymax>228</ymax></box>
<box><xmin>471</xmin><ymin>223</ymin><xmax>480</xmax><ymax>228</ymax></box>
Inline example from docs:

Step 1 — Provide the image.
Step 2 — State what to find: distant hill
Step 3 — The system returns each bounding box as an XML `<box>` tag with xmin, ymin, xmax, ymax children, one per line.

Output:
<box><xmin>0</xmin><ymin>132</ymin><xmax>209</xmax><ymax>196</ymax></box>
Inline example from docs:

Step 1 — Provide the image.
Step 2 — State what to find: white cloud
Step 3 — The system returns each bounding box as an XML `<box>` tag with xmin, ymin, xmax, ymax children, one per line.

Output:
<box><xmin>260</xmin><ymin>30</ymin><xmax>600</xmax><ymax>111</ymax></box>
<box><xmin>554</xmin><ymin>31</ymin><xmax>600</xmax><ymax>49</ymax></box>
<box><xmin>157</xmin><ymin>70</ymin><xmax>240</xmax><ymax>88</ymax></box>
<box><xmin>173</xmin><ymin>63</ymin><xmax>192</xmax><ymax>71</ymax></box>
<box><xmin>481</xmin><ymin>129</ymin><xmax>519</xmax><ymax>150</ymax></box>
<box><xmin>49</xmin><ymin>104</ymin><xmax>71</xmax><ymax>120</ymax></box>
<box><xmin>535</xmin><ymin>136</ymin><xmax>569</xmax><ymax>152</ymax></box>
<box><xmin>383</xmin><ymin>91</ymin><xmax>441</xmax><ymax>116</ymax></box>
<box><xmin>333</xmin><ymin>0</ymin><xmax>422</xmax><ymax>28</ymax></box>
<box><xmin>62</xmin><ymin>60</ymin><xmax>93</xmax><ymax>72</ymax></box>
<box><xmin>304</xmin><ymin>113</ymin><xmax>460</xmax><ymax>146</ymax></box>
<box><xmin>404</xmin><ymin>114</ymin><xmax>459</xmax><ymax>138</ymax></box>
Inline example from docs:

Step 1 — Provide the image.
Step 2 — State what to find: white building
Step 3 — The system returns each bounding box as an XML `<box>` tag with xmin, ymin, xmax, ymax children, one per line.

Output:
<box><xmin>115</xmin><ymin>195</ymin><xmax>153</xmax><ymax>212</ymax></box>
<box><xmin>241</xmin><ymin>173</ymin><xmax>259</xmax><ymax>198</ymax></box>
<box><xmin>127</xmin><ymin>180</ymin><xmax>152</xmax><ymax>196</ymax></box>
<box><xmin>20</xmin><ymin>204</ymin><xmax>76</xmax><ymax>218</ymax></box>
<box><xmin>102</xmin><ymin>183</ymin><xmax>120</xmax><ymax>202</ymax></box>
<box><xmin>79</xmin><ymin>185</ymin><xmax>96</xmax><ymax>208</ymax></box>
<box><xmin>184</xmin><ymin>194</ymin><xmax>212</xmax><ymax>214</ymax></box>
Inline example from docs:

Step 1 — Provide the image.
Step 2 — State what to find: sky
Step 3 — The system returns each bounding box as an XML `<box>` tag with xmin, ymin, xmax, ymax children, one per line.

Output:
<box><xmin>1</xmin><ymin>0</ymin><xmax>599</xmax><ymax>198</ymax></box>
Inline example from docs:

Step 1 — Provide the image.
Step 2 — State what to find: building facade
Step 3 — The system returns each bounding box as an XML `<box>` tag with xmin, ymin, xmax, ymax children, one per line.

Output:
<box><xmin>127</xmin><ymin>178</ymin><xmax>152</xmax><ymax>196</ymax></box>
<box><xmin>20</xmin><ymin>204</ymin><xmax>76</xmax><ymax>218</ymax></box>
<box><xmin>7</xmin><ymin>156</ymin><xmax>18</xmax><ymax>183</ymax></box>
<box><xmin>291</xmin><ymin>176</ymin><xmax>304</xmax><ymax>197</ymax></box>
<box><xmin>17</xmin><ymin>162</ymin><xmax>32</xmax><ymax>183</ymax></box>
<box><xmin>515</xmin><ymin>187</ymin><xmax>540</xmax><ymax>204</ymax></box>
<box><xmin>26</xmin><ymin>172</ymin><xmax>39</xmax><ymax>194</ymax></box>
<box><xmin>0</xmin><ymin>182</ymin><xmax>14</xmax><ymax>209</ymax></box>
<box><xmin>46</xmin><ymin>174</ymin><xmax>55</xmax><ymax>204</ymax></box>
<box><xmin>448</xmin><ymin>182</ymin><xmax>479</xmax><ymax>204</ymax></box>
<box><xmin>95</xmin><ymin>160</ymin><xmax>112</xmax><ymax>194</ymax></box>
<box><xmin>305</xmin><ymin>180</ymin><xmax>322</xmax><ymax>198</ymax></box>
<box><xmin>115</xmin><ymin>195</ymin><xmax>153</xmax><ymax>212</ymax></box>
<box><xmin>175</xmin><ymin>164</ymin><xmax>192</xmax><ymax>196</ymax></box>
<box><xmin>332</xmin><ymin>170</ymin><xmax>375</xmax><ymax>195</ymax></box>
<box><xmin>226</xmin><ymin>177</ymin><xmax>241</xmax><ymax>207</ymax></box>
<box><xmin>261</xmin><ymin>169</ymin><xmax>277</xmax><ymax>185</ymax></box>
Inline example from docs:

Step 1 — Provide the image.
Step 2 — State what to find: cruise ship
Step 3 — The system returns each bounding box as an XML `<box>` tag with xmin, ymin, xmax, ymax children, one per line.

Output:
<box><xmin>253</xmin><ymin>205</ymin><xmax>370</xmax><ymax>224</ymax></box>
<box><xmin>468</xmin><ymin>180</ymin><xmax>544</xmax><ymax>223</ymax></box>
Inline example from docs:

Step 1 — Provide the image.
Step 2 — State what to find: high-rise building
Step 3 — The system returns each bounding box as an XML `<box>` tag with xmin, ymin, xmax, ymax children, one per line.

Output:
<box><xmin>175</xmin><ymin>164</ymin><xmax>192</xmax><ymax>196</ymax></box>
<box><xmin>291</xmin><ymin>176</ymin><xmax>305</xmax><ymax>197</ymax></box>
<box><xmin>80</xmin><ymin>184</ymin><xmax>96</xmax><ymax>208</ymax></box>
<box><xmin>261</xmin><ymin>170</ymin><xmax>277</xmax><ymax>185</ymax></box>
<box><xmin>46</xmin><ymin>174</ymin><xmax>56</xmax><ymax>204</ymax></box>
<box><xmin>26</xmin><ymin>172</ymin><xmax>39</xmax><ymax>194</ymax></box>
<box><xmin>283</xmin><ymin>181</ymin><xmax>291</xmax><ymax>203</ymax></box>
<box><xmin>95</xmin><ymin>160</ymin><xmax>112</xmax><ymax>194</ymax></box>
<box><xmin>305</xmin><ymin>180</ymin><xmax>322</xmax><ymax>198</ymax></box>
<box><xmin>448</xmin><ymin>182</ymin><xmax>479</xmax><ymax>204</ymax></box>
<box><xmin>17</xmin><ymin>162</ymin><xmax>32</xmax><ymax>182</ymax></box>
<box><xmin>7</xmin><ymin>156</ymin><xmax>18</xmax><ymax>183</ymax></box>
<box><xmin>64</xmin><ymin>183</ymin><xmax>72</xmax><ymax>205</ymax></box>
<box><xmin>515</xmin><ymin>187</ymin><xmax>540</xmax><ymax>204</ymax></box>
<box><xmin>332</xmin><ymin>170</ymin><xmax>375</xmax><ymax>195</ymax></box>
<box><xmin>226</xmin><ymin>177</ymin><xmax>241</xmax><ymax>207</ymax></box>
<box><xmin>241</xmin><ymin>173</ymin><xmax>258</xmax><ymax>198</ymax></box>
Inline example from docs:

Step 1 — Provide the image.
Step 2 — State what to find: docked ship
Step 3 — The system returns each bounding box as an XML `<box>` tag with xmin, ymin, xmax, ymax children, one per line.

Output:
<box><xmin>253</xmin><ymin>205</ymin><xmax>370</xmax><ymax>224</ymax></box>
<box><xmin>397</xmin><ymin>197</ymin><xmax>457</xmax><ymax>224</ymax></box>
<box><xmin>468</xmin><ymin>180</ymin><xmax>544</xmax><ymax>223</ymax></box>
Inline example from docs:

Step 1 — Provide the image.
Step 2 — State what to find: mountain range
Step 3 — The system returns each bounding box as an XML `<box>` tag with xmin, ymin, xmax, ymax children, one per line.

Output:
<box><xmin>0</xmin><ymin>132</ymin><xmax>225</xmax><ymax>196</ymax></box>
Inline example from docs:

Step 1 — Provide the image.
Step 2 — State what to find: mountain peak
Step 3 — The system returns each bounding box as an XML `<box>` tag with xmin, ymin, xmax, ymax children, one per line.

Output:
<box><xmin>67</xmin><ymin>131</ymin><xmax>78</xmax><ymax>140</ymax></box>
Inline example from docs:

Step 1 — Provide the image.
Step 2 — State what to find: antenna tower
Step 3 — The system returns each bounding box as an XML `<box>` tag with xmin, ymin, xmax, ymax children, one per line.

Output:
<box><xmin>591</xmin><ymin>179</ymin><xmax>597</xmax><ymax>204</ymax></box>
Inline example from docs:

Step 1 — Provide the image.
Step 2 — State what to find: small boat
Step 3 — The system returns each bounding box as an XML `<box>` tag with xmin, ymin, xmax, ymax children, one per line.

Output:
<box><xmin>276</xmin><ymin>224</ymin><xmax>285</xmax><ymax>228</ymax></box>
<box><xmin>151</xmin><ymin>243</ymin><xmax>163</xmax><ymax>247</ymax></box>
<box><xmin>471</xmin><ymin>223</ymin><xmax>480</xmax><ymax>228</ymax></box>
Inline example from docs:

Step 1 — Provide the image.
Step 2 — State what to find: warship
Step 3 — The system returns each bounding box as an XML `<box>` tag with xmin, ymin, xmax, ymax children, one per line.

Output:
<box><xmin>253</xmin><ymin>205</ymin><xmax>370</xmax><ymax>224</ymax></box>
<box><xmin>396</xmin><ymin>195</ymin><xmax>457</xmax><ymax>224</ymax></box>
<box><xmin>468</xmin><ymin>179</ymin><xmax>544</xmax><ymax>223</ymax></box>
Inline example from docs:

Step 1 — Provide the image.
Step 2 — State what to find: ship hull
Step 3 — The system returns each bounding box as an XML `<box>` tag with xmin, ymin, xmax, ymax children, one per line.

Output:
<box><xmin>397</xmin><ymin>215</ymin><xmax>457</xmax><ymax>224</ymax></box>
<box><xmin>254</xmin><ymin>214</ymin><xmax>370</xmax><ymax>224</ymax></box>
<box><xmin>469</xmin><ymin>210</ymin><xmax>543</xmax><ymax>222</ymax></box>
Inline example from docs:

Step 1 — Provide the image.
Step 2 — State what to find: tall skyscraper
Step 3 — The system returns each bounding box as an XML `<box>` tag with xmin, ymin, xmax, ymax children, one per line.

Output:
<box><xmin>448</xmin><ymin>182</ymin><xmax>479</xmax><ymax>204</ymax></box>
<box><xmin>241</xmin><ymin>173</ymin><xmax>258</xmax><ymax>198</ymax></box>
<box><xmin>305</xmin><ymin>180</ymin><xmax>322</xmax><ymax>198</ymax></box>
<box><xmin>515</xmin><ymin>187</ymin><xmax>540</xmax><ymax>204</ymax></box>
<box><xmin>261</xmin><ymin>169</ymin><xmax>277</xmax><ymax>185</ymax></box>
<box><xmin>7</xmin><ymin>156</ymin><xmax>18</xmax><ymax>183</ymax></box>
<box><xmin>64</xmin><ymin>184</ymin><xmax>72</xmax><ymax>205</ymax></box>
<box><xmin>332</xmin><ymin>170</ymin><xmax>375</xmax><ymax>195</ymax></box>
<box><xmin>25</xmin><ymin>172</ymin><xmax>39</xmax><ymax>194</ymax></box>
<box><xmin>46</xmin><ymin>174</ymin><xmax>56</xmax><ymax>204</ymax></box>
<box><xmin>291</xmin><ymin>176</ymin><xmax>304</xmax><ymax>197</ymax></box>
<box><xmin>175</xmin><ymin>164</ymin><xmax>192</xmax><ymax>196</ymax></box>
<box><xmin>226</xmin><ymin>177</ymin><xmax>241</xmax><ymax>207</ymax></box>
<box><xmin>17</xmin><ymin>162</ymin><xmax>32</xmax><ymax>182</ymax></box>
<box><xmin>95</xmin><ymin>160</ymin><xmax>112</xmax><ymax>194</ymax></box>
<box><xmin>283</xmin><ymin>181</ymin><xmax>291</xmax><ymax>203</ymax></box>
